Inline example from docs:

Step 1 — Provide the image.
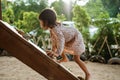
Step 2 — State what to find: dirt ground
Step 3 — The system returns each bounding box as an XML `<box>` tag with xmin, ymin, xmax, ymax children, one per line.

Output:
<box><xmin>0</xmin><ymin>57</ymin><xmax>120</xmax><ymax>80</ymax></box>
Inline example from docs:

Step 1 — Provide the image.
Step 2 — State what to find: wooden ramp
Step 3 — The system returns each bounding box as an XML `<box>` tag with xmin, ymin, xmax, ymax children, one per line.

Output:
<box><xmin>0</xmin><ymin>20</ymin><xmax>79</xmax><ymax>80</ymax></box>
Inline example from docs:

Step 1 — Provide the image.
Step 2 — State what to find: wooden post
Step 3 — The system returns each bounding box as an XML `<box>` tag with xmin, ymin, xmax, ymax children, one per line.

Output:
<box><xmin>114</xmin><ymin>37</ymin><xmax>118</xmax><ymax>45</ymax></box>
<box><xmin>0</xmin><ymin>0</ymin><xmax>2</xmax><ymax>20</ymax></box>
<box><xmin>93</xmin><ymin>37</ymin><xmax>100</xmax><ymax>49</ymax></box>
<box><xmin>98</xmin><ymin>36</ymin><xmax>107</xmax><ymax>55</ymax></box>
<box><xmin>105</xmin><ymin>39</ymin><xmax>112</xmax><ymax>58</ymax></box>
<box><xmin>0</xmin><ymin>21</ymin><xmax>79</xmax><ymax>80</ymax></box>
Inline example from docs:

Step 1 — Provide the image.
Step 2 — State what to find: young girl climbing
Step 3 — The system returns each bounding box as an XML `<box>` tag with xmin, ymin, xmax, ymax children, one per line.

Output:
<box><xmin>39</xmin><ymin>9</ymin><xmax>91</xmax><ymax>80</ymax></box>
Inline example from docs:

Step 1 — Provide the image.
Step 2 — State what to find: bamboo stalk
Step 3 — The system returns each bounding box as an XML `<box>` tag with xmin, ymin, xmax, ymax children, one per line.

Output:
<box><xmin>98</xmin><ymin>36</ymin><xmax>107</xmax><ymax>55</ymax></box>
<box><xmin>114</xmin><ymin>37</ymin><xmax>118</xmax><ymax>45</ymax></box>
<box><xmin>106</xmin><ymin>39</ymin><xmax>112</xmax><ymax>58</ymax></box>
<box><xmin>93</xmin><ymin>37</ymin><xmax>100</xmax><ymax>49</ymax></box>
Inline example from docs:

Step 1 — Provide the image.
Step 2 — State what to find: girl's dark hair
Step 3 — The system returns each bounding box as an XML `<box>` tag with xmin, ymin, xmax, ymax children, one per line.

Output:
<box><xmin>39</xmin><ymin>9</ymin><xmax>57</xmax><ymax>28</ymax></box>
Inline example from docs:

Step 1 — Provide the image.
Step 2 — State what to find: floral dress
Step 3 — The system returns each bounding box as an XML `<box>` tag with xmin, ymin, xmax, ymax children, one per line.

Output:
<box><xmin>50</xmin><ymin>24</ymin><xmax>85</xmax><ymax>55</ymax></box>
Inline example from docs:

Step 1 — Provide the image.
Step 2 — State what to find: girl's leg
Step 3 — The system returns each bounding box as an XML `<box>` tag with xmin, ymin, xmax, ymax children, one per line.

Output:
<box><xmin>58</xmin><ymin>52</ymin><xmax>69</xmax><ymax>63</ymax></box>
<box><xmin>73</xmin><ymin>55</ymin><xmax>91</xmax><ymax>80</ymax></box>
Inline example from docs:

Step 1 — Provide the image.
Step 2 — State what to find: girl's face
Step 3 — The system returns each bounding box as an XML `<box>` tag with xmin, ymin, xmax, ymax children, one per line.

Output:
<box><xmin>40</xmin><ymin>20</ymin><xmax>48</xmax><ymax>30</ymax></box>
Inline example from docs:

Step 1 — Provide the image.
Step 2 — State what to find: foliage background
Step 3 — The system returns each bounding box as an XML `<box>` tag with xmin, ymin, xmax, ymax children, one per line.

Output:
<box><xmin>1</xmin><ymin>0</ymin><xmax>120</xmax><ymax>62</ymax></box>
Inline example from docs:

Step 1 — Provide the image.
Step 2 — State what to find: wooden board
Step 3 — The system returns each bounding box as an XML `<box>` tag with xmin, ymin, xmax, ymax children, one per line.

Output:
<box><xmin>0</xmin><ymin>20</ymin><xmax>79</xmax><ymax>80</ymax></box>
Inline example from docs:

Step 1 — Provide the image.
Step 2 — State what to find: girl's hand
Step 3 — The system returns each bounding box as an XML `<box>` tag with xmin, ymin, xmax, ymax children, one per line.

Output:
<box><xmin>46</xmin><ymin>50</ymin><xmax>54</xmax><ymax>58</ymax></box>
<box><xmin>46</xmin><ymin>50</ymin><xmax>59</xmax><ymax>58</ymax></box>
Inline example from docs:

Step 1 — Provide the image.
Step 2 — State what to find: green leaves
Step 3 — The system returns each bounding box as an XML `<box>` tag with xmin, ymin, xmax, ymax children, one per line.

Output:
<box><xmin>51</xmin><ymin>0</ymin><xmax>64</xmax><ymax>15</ymax></box>
<box><xmin>2</xmin><ymin>8</ymin><xmax>15</xmax><ymax>24</ymax></box>
<box><xmin>14</xmin><ymin>11</ymin><xmax>39</xmax><ymax>33</ymax></box>
<box><xmin>84</xmin><ymin>0</ymin><xmax>107</xmax><ymax>19</ymax></box>
<box><xmin>92</xmin><ymin>18</ymin><xmax>120</xmax><ymax>45</ymax></box>
<box><xmin>73</xmin><ymin>5</ymin><xmax>90</xmax><ymax>30</ymax></box>
<box><xmin>57</xmin><ymin>14</ymin><xmax>66</xmax><ymax>22</ymax></box>
<box><xmin>101</xmin><ymin>0</ymin><xmax>120</xmax><ymax>17</ymax></box>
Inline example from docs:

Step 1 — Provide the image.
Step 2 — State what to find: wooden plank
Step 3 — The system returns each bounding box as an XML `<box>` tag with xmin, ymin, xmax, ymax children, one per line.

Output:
<box><xmin>0</xmin><ymin>20</ymin><xmax>79</xmax><ymax>80</ymax></box>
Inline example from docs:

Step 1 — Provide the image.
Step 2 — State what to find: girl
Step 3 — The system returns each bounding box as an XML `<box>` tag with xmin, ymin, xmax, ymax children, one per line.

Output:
<box><xmin>39</xmin><ymin>9</ymin><xmax>91</xmax><ymax>80</ymax></box>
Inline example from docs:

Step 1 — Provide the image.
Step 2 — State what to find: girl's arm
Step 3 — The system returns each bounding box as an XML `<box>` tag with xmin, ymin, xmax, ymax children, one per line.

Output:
<box><xmin>50</xmin><ymin>32</ymin><xmax>57</xmax><ymax>52</ymax></box>
<box><xmin>55</xmin><ymin>30</ymin><xmax>65</xmax><ymax>56</ymax></box>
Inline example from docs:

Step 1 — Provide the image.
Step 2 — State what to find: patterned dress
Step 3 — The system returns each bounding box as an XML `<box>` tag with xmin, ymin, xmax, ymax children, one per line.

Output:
<box><xmin>50</xmin><ymin>24</ymin><xmax>85</xmax><ymax>55</ymax></box>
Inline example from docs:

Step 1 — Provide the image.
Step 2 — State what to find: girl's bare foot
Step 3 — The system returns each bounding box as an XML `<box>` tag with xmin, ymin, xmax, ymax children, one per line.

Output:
<box><xmin>57</xmin><ymin>58</ymin><xmax>69</xmax><ymax>63</ymax></box>
<box><xmin>85</xmin><ymin>73</ymin><xmax>91</xmax><ymax>80</ymax></box>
